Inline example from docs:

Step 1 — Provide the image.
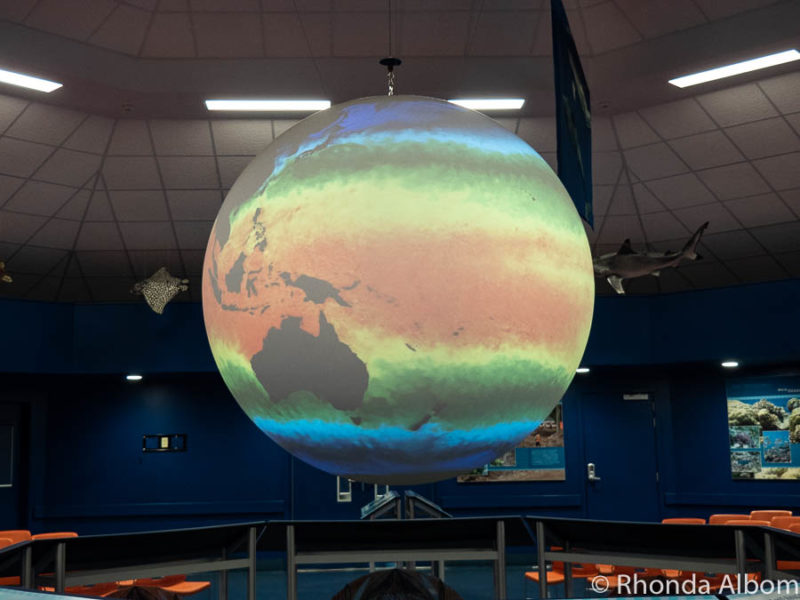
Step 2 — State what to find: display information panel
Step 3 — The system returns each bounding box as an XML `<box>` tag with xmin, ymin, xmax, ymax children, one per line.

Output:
<box><xmin>727</xmin><ymin>375</ymin><xmax>800</xmax><ymax>479</ymax></box>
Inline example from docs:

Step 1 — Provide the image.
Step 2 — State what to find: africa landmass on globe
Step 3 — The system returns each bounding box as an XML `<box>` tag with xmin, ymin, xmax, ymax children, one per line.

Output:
<box><xmin>202</xmin><ymin>95</ymin><xmax>594</xmax><ymax>484</ymax></box>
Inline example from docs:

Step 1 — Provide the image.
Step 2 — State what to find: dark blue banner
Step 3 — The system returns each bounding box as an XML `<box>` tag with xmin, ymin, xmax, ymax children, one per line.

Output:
<box><xmin>551</xmin><ymin>0</ymin><xmax>593</xmax><ymax>226</ymax></box>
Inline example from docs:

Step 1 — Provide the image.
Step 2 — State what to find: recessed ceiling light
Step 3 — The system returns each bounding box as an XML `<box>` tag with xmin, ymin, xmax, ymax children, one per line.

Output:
<box><xmin>576</xmin><ymin>367</ymin><xmax>590</xmax><ymax>374</ymax></box>
<box><xmin>205</xmin><ymin>99</ymin><xmax>331</xmax><ymax>112</ymax></box>
<box><xmin>126</xmin><ymin>374</ymin><xmax>143</xmax><ymax>381</ymax></box>
<box><xmin>0</xmin><ymin>67</ymin><xmax>62</xmax><ymax>93</ymax></box>
<box><xmin>669</xmin><ymin>49</ymin><xmax>800</xmax><ymax>88</ymax></box>
<box><xmin>448</xmin><ymin>98</ymin><xmax>525</xmax><ymax>110</ymax></box>
<box><xmin>721</xmin><ymin>361</ymin><xmax>740</xmax><ymax>369</ymax></box>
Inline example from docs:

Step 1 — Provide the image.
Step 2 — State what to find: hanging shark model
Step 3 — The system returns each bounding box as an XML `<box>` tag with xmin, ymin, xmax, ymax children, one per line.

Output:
<box><xmin>593</xmin><ymin>222</ymin><xmax>708</xmax><ymax>294</ymax></box>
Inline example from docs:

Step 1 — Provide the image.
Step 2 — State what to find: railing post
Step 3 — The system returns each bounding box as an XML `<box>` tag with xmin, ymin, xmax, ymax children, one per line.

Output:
<box><xmin>247</xmin><ymin>526</ymin><xmax>257</xmax><ymax>600</ymax></box>
<box><xmin>564</xmin><ymin>540</ymin><xmax>573</xmax><ymax>598</ymax></box>
<box><xmin>536</xmin><ymin>521</ymin><xmax>548</xmax><ymax>599</ymax></box>
<box><xmin>735</xmin><ymin>528</ymin><xmax>746</xmax><ymax>577</ymax></box>
<box><xmin>55</xmin><ymin>542</ymin><xmax>66</xmax><ymax>594</ymax></box>
<box><xmin>764</xmin><ymin>531</ymin><xmax>776</xmax><ymax>581</ymax></box>
<box><xmin>219</xmin><ymin>546</ymin><xmax>228</xmax><ymax>600</ymax></box>
<box><xmin>22</xmin><ymin>545</ymin><xmax>32</xmax><ymax>589</ymax></box>
<box><xmin>495</xmin><ymin>520</ymin><xmax>507</xmax><ymax>600</ymax></box>
<box><xmin>286</xmin><ymin>525</ymin><xmax>297</xmax><ymax>600</ymax></box>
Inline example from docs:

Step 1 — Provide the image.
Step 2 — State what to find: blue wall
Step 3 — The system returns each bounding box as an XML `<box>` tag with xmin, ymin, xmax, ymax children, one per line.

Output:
<box><xmin>2</xmin><ymin>278</ymin><xmax>800</xmax><ymax>532</ymax></box>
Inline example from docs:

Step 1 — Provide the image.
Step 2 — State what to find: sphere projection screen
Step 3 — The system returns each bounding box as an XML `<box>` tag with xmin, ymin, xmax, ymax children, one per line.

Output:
<box><xmin>202</xmin><ymin>95</ymin><xmax>594</xmax><ymax>484</ymax></box>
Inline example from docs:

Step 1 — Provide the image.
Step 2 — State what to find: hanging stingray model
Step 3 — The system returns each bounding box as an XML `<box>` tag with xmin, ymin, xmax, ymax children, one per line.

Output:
<box><xmin>131</xmin><ymin>267</ymin><xmax>189</xmax><ymax>314</ymax></box>
<box><xmin>593</xmin><ymin>221</ymin><xmax>708</xmax><ymax>294</ymax></box>
<box><xmin>0</xmin><ymin>260</ymin><xmax>11</xmax><ymax>283</ymax></box>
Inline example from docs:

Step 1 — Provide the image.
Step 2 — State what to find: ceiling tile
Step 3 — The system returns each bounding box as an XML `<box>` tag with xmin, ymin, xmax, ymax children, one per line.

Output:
<box><xmin>612</xmin><ymin>112</ymin><xmax>659</xmax><ymax>148</ymax></box>
<box><xmin>262</xmin><ymin>12</ymin><xmax>309</xmax><ymax>57</ymax></box>
<box><xmin>668</xmin><ymin>131</ymin><xmax>744</xmax><ymax>170</ymax></box>
<box><xmin>167</xmin><ymin>190</ymin><xmax>222</xmax><ymax>220</ymax></box>
<box><xmin>108</xmin><ymin>120</ymin><xmax>153</xmax><ymax>155</ymax></box>
<box><xmin>530</xmin><ymin>7</ymin><xmax>552</xmax><ymax>56</ymax></box>
<box><xmin>150</xmin><ymin>120</ymin><xmax>213</xmax><ymax>155</ymax></box>
<box><xmin>76</xmin><ymin>222</ymin><xmax>124</xmax><ymax>251</ymax></box>
<box><xmin>9</xmin><ymin>246</ymin><xmax>67</xmax><ymax>275</ymax></box>
<box><xmin>191</xmin><ymin>0</ymin><xmax>259</xmax><ymax>10</ymax></box>
<box><xmin>24</xmin><ymin>0</ymin><xmax>116</xmax><ymax>40</ymax></box>
<box><xmin>141</xmin><ymin>12</ymin><xmax>196</xmax><ymax>57</ymax></box>
<box><xmin>726</xmin><ymin>255</ymin><xmax>786</xmax><ymax>283</ymax></box>
<box><xmin>640</xmin><ymin>99</ymin><xmax>716</xmax><ymax>139</ymax></box>
<box><xmin>110</xmin><ymin>191</ymin><xmax>170</xmax><ymax>221</ymax></box>
<box><xmin>517</xmin><ymin>118</ymin><xmax>556</xmax><ymax>152</ymax></box>
<box><xmin>56</xmin><ymin>189</ymin><xmax>91</xmax><ymax>220</ymax></box>
<box><xmin>0</xmin><ymin>94</ymin><xmax>29</xmax><ymax>132</ymax></box>
<box><xmin>467</xmin><ymin>10</ymin><xmax>540</xmax><ymax>56</ymax></box>
<box><xmin>697</xmin><ymin>83</ymin><xmax>778</xmax><ymax>127</ymax></box>
<box><xmin>612</xmin><ymin>0</ymin><xmax>705</xmax><ymax>37</ymax></box>
<box><xmin>174</xmin><ymin>221</ymin><xmax>214</xmax><ymax>249</ymax></box>
<box><xmin>581</xmin><ymin>1</ymin><xmax>641</xmax><ymax>54</ymax></box>
<box><xmin>0</xmin><ymin>174</ymin><xmax>25</xmax><ymax>204</ymax></box>
<box><xmin>656</xmin><ymin>268</ymin><xmax>693</xmax><ymax>293</ymax></box>
<box><xmin>780</xmin><ymin>189</ymin><xmax>800</xmax><ymax>215</ymax></box>
<box><xmin>86</xmin><ymin>278</ymin><xmax>139</xmax><ymax>303</ymax></box>
<box><xmin>399</xmin><ymin>10</ymin><xmax>470</xmax><ymax>56</ymax></box>
<box><xmin>158</xmin><ymin>156</ymin><xmax>219</xmax><ymax>188</ymax></box>
<box><xmin>753</xmin><ymin>153</ymin><xmax>800</xmax><ymax>190</ymax></box>
<box><xmin>35</xmin><ymin>149</ymin><xmax>102</xmax><ymax>187</ymax></box>
<box><xmin>88</xmin><ymin>4</ymin><xmax>151</xmax><ymax>55</ymax></box>
<box><xmin>726</xmin><ymin>118</ymin><xmax>800</xmax><ymax>159</ymax></box>
<box><xmin>692</xmin><ymin>0</ymin><xmax>779</xmax><ymax>19</ymax></box>
<box><xmin>64</xmin><ymin>116</ymin><xmax>114</xmax><ymax>154</ymax></box>
<box><xmin>759</xmin><ymin>72</ymin><xmax>800</xmax><ymax>114</ymax></box>
<box><xmin>5</xmin><ymin>103</ymin><xmax>85</xmax><ymax>145</ymax></box>
<box><xmin>678</xmin><ymin>260</ymin><xmax>738</xmax><ymax>289</ymax></box>
<box><xmin>0</xmin><ymin>273</ymin><xmax>40</xmax><ymax>298</ymax></box>
<box><xmin>0</xmin><ymin>137</ymin><xmax>54</xmax><ymax>177</ymax></box>
<box><xmin>606</xmin><ymin>185</ymin><xmax>637</xmax><ymax>216</ymax></box>
<box><xmin>119</xmin><ymin>222</ymin><xmax>177</xmax><ymax>250</ymax></box>
<box><xmin>86</xmin><ymin>189</ymin><xmax>114</xmax><ymax>221</ymax></box>
<box><xmin>295</xmin><ymin>12</ymin><xmax>332</xmax><ymax>57</ymax></box>
<box><xmin>640</xmin><ymin>212</ymin><xmax>689</xmax><ymax>242</ymax></box>
<box><xmin>623</xmin><ymin>275</ymin><xmax>660</xmax><ymax>295</ymax></box>
<box><xmin>128</xmin><ymin>250</ymin><xmax>185</xmax><ymax>279</ymax></box>
<box><xmin>787</xmin><ymin>114</ymin><xmax>800</xmax><ymax>137</ymax></box>
<box><xmin>57</xmin><ymin>278</ymin><xmax>91</xmax><ymax>303</ymax></box>
<box><xmin>632</xmin><ymin>183</ymin><xmax>666</xmax><ymax>214</ymax></box>
<box><xmin>698</xmin><ymin>163</ymin><xmax>770</xmax><ymax>200</ymax></box>
<box><xmin>332</xmin><ymin>11</ymin><xmax>389</xmax><ymax>57</ymax></box>
<box><xmin>592</xmin><ymin>185</ymin><xmax>614</xmax><ymax>216</ymax></box>
<box><xmin>4</xmin><ymin>181</ymin><xmax>74</xmax><ymax>216</ymax></box>
<box><xmin>273</xmin><ymin>120</ymin><xmax>300</xmax><ymax>139</ymax></box>
<box><xmin>0</xmin><ymin>0</ymin><xmax>38</xmax><ymax>21</ymax></box>
<box><xmin>596</xmin><ymin>215</ymin><xmax>645</xmax><ymax>245</ymax></box>
<box><xmin>491</xmin><ymin>118</ymin><xmax>519</xmax><ymax>134</ymax></box>
<box><xmin>591</xmin><ymin>116</ymin><xmax>617</xmax><ymax>152</ymax></box>
<box><xmin>775</xmin><ymin>251</ymin><xmax>800</xmax><ymax>277</ymax></box>
<box><xmin>192</xmin><ymin>13</ymin><xmax>263</xmax><ymax>58</ymax></box>
<box><xmin>28</xmin><ymin>218</ymin><xmax>80</xmax><ymax>250</ymax></box>
<box><xmin>700</xmin><ymin>230</ymin><xmax>764</xmax><ymax>260</ymax></box>
<box><xmin>181</xmin><ymin>249</ymin><xmax>205</xmax><ymax>277</ymax></box>
<box><xmin>25</xmin><ymin>276</ymin><xmax>63</xmax><ymax>302</ymax></box>
<box><xmin>218</xmin><ymin>156</ymin><xmax>253</xmax><ymax>188</ymax></box>
<box><xmin>673</xmin><ymin>203</ymin><xmax>740</xmax><ymax>233</ymax></box>
<box><xmin>623</xmin><ymin>143</ymin><xmax>687</xmax><ymax>181</ymax></box>
<box><xmin>210</xmin><ymin>120</ymin><xmax>272</xmax><ymax>156</ymax></box>
<box><xmin>724</xmin><ymin>193</ymin><xmax>796</xmax><ymax>227</ymax></box>
<box><xmin>77</xmin><ymin>251</ymin><xmax>133</xmax><ymax>277</ymax></box>
<box><xmin>590</xmin><ymin>152</ymin><xmax>622</xmax><ymax>185</ymax></box>
<box><xmin>103</xmin><ymin>157</ymin><xmax>162</xmax><ymax>189</ymax></box>
<box><xmin>750</xmin><ymin>221</ymin><xmax>800</xmax><ymax>254</ymax></box>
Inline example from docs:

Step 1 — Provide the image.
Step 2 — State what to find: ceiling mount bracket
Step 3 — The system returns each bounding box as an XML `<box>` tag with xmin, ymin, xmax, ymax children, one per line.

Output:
<box><xmin>379</xmin><ymin>57</ymin><xmax>402</xmax><ymax>96</ymax></box>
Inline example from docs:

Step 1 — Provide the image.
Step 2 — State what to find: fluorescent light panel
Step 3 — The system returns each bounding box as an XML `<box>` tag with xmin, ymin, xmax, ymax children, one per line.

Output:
<box><xmin>669</xmin><ymin>49</ymin><xmax>800</xmax><ymax>88</ymax></box>
<box><xmin>205</xmin><ymin>99</ymin><xmax>330</xmax><ymax>112</ymax></box>
<box><xmin>576</xmin><ymin>367</ymin><xmax>590</xmax><ymax>374</ymax></box>
<box><xmin>721</xmin><ymin>361</ymin><xmax>740</xmax><ymax>368</ymax></box>
<box><xmin>126</xmin><ymin>374</ymin><xmax>143</xmax><ymax>381</ymax></box>
<box><xmin>448</xmin><ymin>98</ymin><xmax>525</xmax><ymax>110</ymax></box>
<box><xmin>0</xmin><ymin>67</ymin><xmax>62</xmax><ymax>93</ymax></box>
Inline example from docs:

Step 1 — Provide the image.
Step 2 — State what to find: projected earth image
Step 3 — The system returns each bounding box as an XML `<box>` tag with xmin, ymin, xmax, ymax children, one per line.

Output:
<box><xmin>202</xmin><ymin>95</ymin><xmax>594</xmax><ymax>484</ymax></box>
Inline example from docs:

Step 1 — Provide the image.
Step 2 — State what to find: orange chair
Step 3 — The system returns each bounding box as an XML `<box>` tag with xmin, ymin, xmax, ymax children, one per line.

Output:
<box><xmin>588</xmin><ymin>566</ymin><xmax>638</xmax><ymax>592</ymax></box>
<box><xmin>726</xmin><ymin>520</ymin><xmax>771</xmax><ymax>526</ymax></box>
<box><xmin>709</xmin><ymin>514</ymin><xmax>750</xmax><ymax>524</ymax></box>
<box><xmin>0</xmin><ymin>532</ymin><xmax>31</xmax><ymax>587</ymax></box>
<box><xmin>752</xmin><ymin>510</ymin><xmax>791</xmax><ymax>522</ymax></box>
<box><xmin>133</xmin><ymin>575</ymin><xmax>211</xmax><ymax>595</ymax></box>
<box><xmin>771</xmin><ymin>516</ymin><xmax>800</xmax><ymax>530</ymax></box>
<box><xmin>662</xmin><ymin>518</ymin><xmax>706</xmax><ymax>524</ymax></box>
<box><xmin>32</xmin><ymin>532</ymin><xmax>78</xmax><ymax>540</ymax></box>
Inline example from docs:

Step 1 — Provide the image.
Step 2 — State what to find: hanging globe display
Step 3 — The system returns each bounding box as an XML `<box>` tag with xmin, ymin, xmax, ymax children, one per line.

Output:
<box><xmin>202</xmin><ymin>95</ymin><xmax>594</xmax><ymax>484</ymax></box>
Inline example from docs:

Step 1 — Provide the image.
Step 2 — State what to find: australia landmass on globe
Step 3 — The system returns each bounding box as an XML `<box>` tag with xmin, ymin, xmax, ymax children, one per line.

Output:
<box><xmin>202</xmin><ymin>96</ymin><xmax>594</xmax><ymax>484</ymax></box>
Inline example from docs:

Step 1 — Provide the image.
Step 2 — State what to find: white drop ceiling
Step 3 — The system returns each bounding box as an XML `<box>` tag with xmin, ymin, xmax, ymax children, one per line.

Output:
<box><xmin>0</xmin><ymin>0</ymin><xmax>798</xmax><ymax>301</ymax></box>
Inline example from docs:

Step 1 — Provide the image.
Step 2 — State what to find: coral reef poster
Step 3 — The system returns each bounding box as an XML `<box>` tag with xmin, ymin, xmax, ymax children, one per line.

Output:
<box><xmin>457</xmin><ymin>403</ymin><xmax>565</xmax><ymax>482</ymax></box>
<box><xmin>727</xmin><ymin>376</ymin><xmax>800</xmax><ymax>480</ymax></box>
